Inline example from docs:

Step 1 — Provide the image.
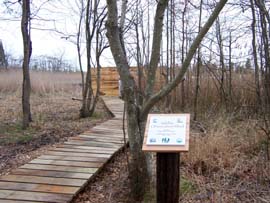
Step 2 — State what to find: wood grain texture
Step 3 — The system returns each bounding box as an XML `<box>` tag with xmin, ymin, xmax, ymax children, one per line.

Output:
<box><xmin>12</xmin><ymin>169</ymin><xmax>91</xmax><ymax>179</ymax></box>
<box><xmin>20</xmin><ymin>164</ymin><xmax>98</xmax><ymax>174</ymax></box>
<box><xmin>0</xmin><ymin>200</ymin><xmax>41</xmax><ymax>203</ymax></box>
<box><xmin>45</xmin><ymin>151</ymin><xmax>111</xmax><ymax>158</ymax></box>
<box><xmin>0</xmin><ymin>190</ymin><xmax>72</xmax><ymax>203</ymax></box>
<box><xmin>38</xmin><ymin>155</ymin><xmax>107</xmax><ymax>162</ymax></box>
<box><xmin>0</xmin><ymin>175</ymin><xmax>86</xmax><ymax>187</ymax></box>
<box><xmin>0</xmin><ymin>181</ymin><xmax>79</xmax><ymax>194</ymax></box>
<box><xmin>29</xmin><ymin>159</ymin><xmax>103</xmax><ymax>168</ymax></box>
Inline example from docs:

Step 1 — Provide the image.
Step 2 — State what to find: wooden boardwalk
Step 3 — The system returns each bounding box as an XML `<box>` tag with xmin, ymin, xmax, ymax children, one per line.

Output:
<box><xmin>0</xmin><ymin>97</ymin><xmax>125</xmax><ymax>203</ymax></box>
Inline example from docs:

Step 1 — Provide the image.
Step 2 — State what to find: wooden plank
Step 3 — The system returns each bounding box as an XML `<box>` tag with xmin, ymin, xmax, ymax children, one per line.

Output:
<box><xmin>20</xmin><ymin>164</ymin><xmax>98</xmax><ymax>174</ymax></box>
<box><xmin>30</xmin><ymin>159</ymin><xmax>103</xmax><ymax>168</ymax></box>
<box><xmin>94</xmin><ymin>125</ymin><xmax>124</xmax><ymax>130</ymax></box>
<box><xmin>45</xmin><ymin>151</ymin><xmax>111</xmax><ymax>158</ymax></box>
<box><xmin>12</xmin><ymin>169</ymin><xmax>91</xmax><ymax>179</ymax></box>
<box><xmin>0</xmin><ymin>200</ymin><xmax>41</xmax><ymax>203</ymax></box>
<box><xmin>0</xmin><ymin>190</ymin><xmax>72</xmax><ymax>203</ymax></box>
<box><xmin>72</xmin><ymin>135</ymin><xmax>124</xmax><ymax>143</ymax></box>
<box><xmin>0</xmin><ymin>181</ymin><xmax>78</xmax><ymax>194</ymax></box>
<box><xmin>80</xmin><ymin>132</ymin><xmax>124</xmax><ymax>138</ymax></box>
<box><xmin>55</xmin><ymin>146</ymin><xmax>116</xmax><ymax>153</ymax></box>
<box><xmin>0</xmin><ymin>175</ymin><xmax>86</xmax><ymax>187</ymax></box>
<box><xmin>77</xmin><ymin>134</ymin><xmax>124</xmax><ymax>140</ymax></box>
<box><xmin>64</xmin><ymin>140</ymin><xmax>122</xmax><ymax>148</ymax></box>
<box><xmin>56</xmin><ymin>146</ymin><xmax>119</xmax><ymax>153</ymax></box>
<box><xmin>87</xmin><ymin>128</ymin><xmax>124</xmax><ymax>134</ymax></box>
<box><xmin>54</xmin><ymin>146</ymin><xmax>116</xmax><ymax>153</ymax></box>
<box><xmin>81</xmin><ymin>132</ymin><xmax>124</xmax><ymax>138</ymax></box>
<box><xmin>38</xmin><ymin>155</ymin><xmax>107</xmax><ymax>163</ymax></box>
<box><xmin>98</xmin><ymin>121</ymin><xmax>124</xmax><ymax>124</ymax></box>
<box><xmin>71</xmin><ymin>137</ymin><xmax>124</xmax><ymax>145</ymax></box>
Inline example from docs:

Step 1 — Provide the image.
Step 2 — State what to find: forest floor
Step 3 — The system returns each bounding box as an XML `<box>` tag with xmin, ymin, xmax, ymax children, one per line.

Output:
<box><xmin>0</xmin><ymin>92</ymin><xmax>112</xmax><ymax>175</ymax></box>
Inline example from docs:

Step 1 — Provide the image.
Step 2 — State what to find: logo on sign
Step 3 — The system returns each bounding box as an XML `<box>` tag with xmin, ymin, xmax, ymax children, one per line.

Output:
<box><xmin>176</xmin><ymin>138</ymin><xmax>182</xmax><ymax>143</ymax></box>
<box><xmin>162</xmin><ymin>138</ymin><xmax>170</xmax><ymax>143</ymax></box>
<box><xmin>149</xmin><ymin>138</ymin><xmax>156</xmax><ymax>143</ymax></box>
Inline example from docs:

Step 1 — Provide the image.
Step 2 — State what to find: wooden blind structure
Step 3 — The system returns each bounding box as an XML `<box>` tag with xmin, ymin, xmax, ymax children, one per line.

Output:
<box><xmin>91</xmin><ymin>67</ymin><xmax>166</xmax><ymax>96</ymax></box>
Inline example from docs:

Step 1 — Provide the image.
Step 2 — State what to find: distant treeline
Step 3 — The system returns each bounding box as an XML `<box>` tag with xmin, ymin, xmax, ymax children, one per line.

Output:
<box><xmin>0</xmin><ymin>40</ymin><xmax>77</xmax><ymax>72</ymax></box>
<box><xmin>0</xmin><ymin>55</ymin><xmax>78</xmax><ymax>72</ymax></box>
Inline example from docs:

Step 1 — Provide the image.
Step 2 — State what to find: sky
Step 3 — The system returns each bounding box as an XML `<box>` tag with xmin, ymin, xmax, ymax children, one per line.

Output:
<box><xmin>0</xmin><ymin>0</ymin><xmax>116</xmax><ymax>69</ymax></box>
<box><xmin>0</xmin><ymin>0</ymin><xmax>252</xmax><ymax>70</ymax></box>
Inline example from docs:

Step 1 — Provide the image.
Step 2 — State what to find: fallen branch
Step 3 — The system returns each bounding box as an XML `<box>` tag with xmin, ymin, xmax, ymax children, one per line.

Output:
<box><xmin>72</xmin><ymin>97</ymin><xmax>82</xmax><ymax>101</ymax></box>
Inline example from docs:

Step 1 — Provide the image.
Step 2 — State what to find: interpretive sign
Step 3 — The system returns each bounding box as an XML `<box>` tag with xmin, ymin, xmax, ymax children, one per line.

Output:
<box><xmin>142</xmin><ymin>114</ymin><xmax>190</xmax><ymax>152</ymax></box>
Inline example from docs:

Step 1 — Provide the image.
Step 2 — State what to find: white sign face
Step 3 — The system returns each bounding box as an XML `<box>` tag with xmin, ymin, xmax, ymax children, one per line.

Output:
<box><xmin>146</xmin><ymin>115</ymin><xmax>187</xmax><ymax>146</ymax></box>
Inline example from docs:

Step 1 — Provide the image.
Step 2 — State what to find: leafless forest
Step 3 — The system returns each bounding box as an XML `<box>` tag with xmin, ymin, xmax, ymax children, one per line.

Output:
<box><xmin>1</xmin><ymin>0</ymin><xmax>270</xmax><ymax>202</ymax></box>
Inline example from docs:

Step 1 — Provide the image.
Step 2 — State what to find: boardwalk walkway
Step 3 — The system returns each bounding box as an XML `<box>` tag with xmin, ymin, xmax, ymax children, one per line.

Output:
<box><xmin>0</xmin><ymin>97</ymin><xmax>125</xmax><ymax>203</ymax></box>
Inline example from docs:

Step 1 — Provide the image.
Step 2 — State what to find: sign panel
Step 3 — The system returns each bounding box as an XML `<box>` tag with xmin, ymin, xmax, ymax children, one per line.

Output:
<box><xmin>142</xmin><ymin>114</ymin><xmax>190</xmax><ymax>152</ymax></box>
<box><xmin>146</xmin><ymin>115</ymin><xmax>187</xmax><ymax>145</ymax></box>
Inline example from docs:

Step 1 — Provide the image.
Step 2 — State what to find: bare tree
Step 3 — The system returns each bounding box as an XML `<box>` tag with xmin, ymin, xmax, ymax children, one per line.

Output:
<box><xmin>0</xmin><ymin>40</ymin><xmax>8</xmax><ymax>69</ymax></box>
<box><xmin>21</xmin><ymin>0</ymin><xmax>32</xmax><ymax>129</ymax></box>
<box><xmin>255</xmin><ymin>0</ymin><xmax>270</xmax><ymax>112</ymax></box>
<box><xmin>106</xmin><ymin>0</ymin><xmax>228</xmax><ymax>200</ymax></box>
<box><xmin>80</xmin><ymin>0</ymin><xmax>107</xmax><ymax>118</ymax></box>
<box><xmin>193</xmin><ymin>0</ymin><xmax>203</xmax><ymax>121</ymax></box>
<box><xmin>250</xmin><ymin>0</ymin><xmax>261</xmax><ymax>110</ymax></box>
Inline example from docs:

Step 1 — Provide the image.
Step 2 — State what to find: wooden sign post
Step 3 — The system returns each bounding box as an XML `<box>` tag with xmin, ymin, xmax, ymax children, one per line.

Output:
<box><xmin>142</xmin><ymin>114</ymin><xmax>190</xmax><ymax>203</ymax></box>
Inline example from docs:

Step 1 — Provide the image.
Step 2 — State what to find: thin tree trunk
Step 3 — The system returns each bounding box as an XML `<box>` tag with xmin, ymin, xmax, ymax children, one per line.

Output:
<box><xmin>250</xmin><ymin>0</ymin><xmax>261</xmax><ymax>110</ymax></box>
<box><xmin>181</xmin><ymin>3</ymin><xmax>187</xmax><ymax>110</ymax></box>
<box><xmin>145</xmin><ymin>0</ymin><xmax>169</xmax><ymax>99</ymax></box>
<box><xmin>228</xmin><ymin>32</ymin><xmax>233</xmax><ymax>107</ymax></box>
<box><xmin>193</xmin><ymin>0</ymin><xmax>203</xmax><ymax>121</ymax></box>
<box><xmin>21</xmin><ymin>0</ymin><xmax>32</xmax><ymax>129</ymax></box>
<box><xmin>216</xmin><ymin>17</ymin><xmax>227</xmax><ymax>108</ymax></box>
<box><xmin>77</xmin><ymin>1</ymin><xmax>85</xmax><ymax>97</ymax></box>
<box><xmin>256</xmin><ymin>0</ymin><xmax>270</xmax><ymax>111</ymax></box>
<box><xmin>81</xmin><ymin>0</ymin><xmax>99</xmax><ymax>118</ymax></box>
<box><xmin>135</xmin><ymin>0</ymin><xmax>143</xmax><ymax>105</ymax></box>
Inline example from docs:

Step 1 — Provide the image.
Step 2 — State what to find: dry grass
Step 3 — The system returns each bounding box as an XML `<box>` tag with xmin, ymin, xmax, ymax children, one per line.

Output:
<box><xmin>171</xmin><ymin>70</ymin><xmax>257</xmax><ymax>113</ymax></box>
<box><xmin>0</xmin><ymin>70</ymin><xmax>112</xmax><ymax>173</ymax></box>
<box><xmin>180</xmin><ymin>112</ymin><xmax>270</xmax><ymax>202</ymax></box>
<box><xmin>0</xmin><ymin>70</ymin><xmax>82</xmax><ymax>94</ymax></box>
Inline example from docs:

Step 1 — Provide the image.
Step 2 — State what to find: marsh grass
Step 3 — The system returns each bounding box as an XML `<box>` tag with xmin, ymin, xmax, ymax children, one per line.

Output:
<box><xmin>0</xmin><ymin>70</ymin><xmax>82</xmax><ymax>94</ymax></box>
<box><xmin>0</xmin><ymin>70</ymin><xmax>109</xmax><ymax>147</ymax></box>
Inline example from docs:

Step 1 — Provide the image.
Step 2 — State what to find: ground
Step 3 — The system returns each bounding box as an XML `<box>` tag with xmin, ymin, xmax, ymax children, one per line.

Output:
<box><xmin>0</xmin><ymin>92</ymin><xmax>111</xmax><ymax>175</ymax></box>
<box><xmin>72</xmin><ymin>149</ymin><xmax>131</xmax><ymax>203</ymax></box>
<box><xmin>74</xmin><ymin>111</ymin><xmax>270</xmax><ymax>203</ymax></box>
<box><xmin>1</xmin><ymin>92</ymin><xmax>270</xmax><ymax>202</ymax></box>
<box><xmin>0</xmin><ymin>70</ymin><xmax>269</xmax><ymax>202</ymax></box>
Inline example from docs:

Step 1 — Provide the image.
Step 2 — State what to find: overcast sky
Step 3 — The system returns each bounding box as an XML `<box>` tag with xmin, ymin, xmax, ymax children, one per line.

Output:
<box><xmin>0</xmin><ymin>0</ymin><xmax>252</xmax><ymax>70</ymax></box>
<box><xmin>0</xmin><ymin>0</ymin><xmax>116</xmax><ymax>69</ymax></box>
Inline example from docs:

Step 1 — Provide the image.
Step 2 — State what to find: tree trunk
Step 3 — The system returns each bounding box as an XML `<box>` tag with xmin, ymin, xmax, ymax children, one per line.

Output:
<box><xmin>216</xmin><ymin>17</ymin><xmax>227</xmax><ymax>108</ymax></box>
<box><xmin>21</xmin><ymin>0</ymin><xmax>32</xmax><ymax>129</ymax></box>
<box><xmin>80</xmin><ymin>0</ymin><xmax>100</xmax><ymax>118</ymax></box>
<box><xmin>0</xmin><ymin>40</ymin><xmax>7</xmax><ymax>69</ymax></box>
<box><xmin>106</xmin><ymin>1</ymin><xmax>149</xmax><ymax>200</ymax></box>
<box><xmin>106</xmin><ymin>0</ymin><xmax>228</xmax><ymax>200</ymax></box>
<box><xmin>256</xmin><ymin>0</ymin><xmax>270</xmax><ymax>112</ymax></box>
<box><xmin>193</xmin><ymin>0</ymin><xmax>203</xmax><ymax>121</ymax></box>
<box><xmin>250</xmin><ymin>0</ymin><xmax>261</xmax><ymax>111</ymax></box>
<box><xmin>180</xmin><ymin>3</ymin><xmax>187</xmax><ymax>111</ymax></box>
